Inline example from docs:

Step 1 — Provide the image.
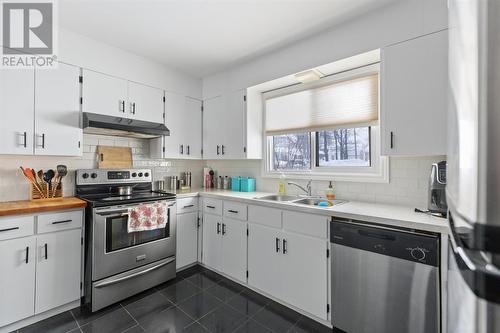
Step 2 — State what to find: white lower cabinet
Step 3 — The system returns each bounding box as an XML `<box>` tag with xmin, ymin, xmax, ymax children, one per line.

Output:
<box><xmin>0</xmin><ymin>237</ymin><xmax>36</xmax><ymax>327</ymax></box>
<box><xmin>176</xmin><ymin>211</ymin><xmax>199</xmax><ymax>269</ymax></box>
<box><xmin>220</xmin><ymin>217</ymin><xmax>247</xmax><ymax>283</ymax></box>
<box><xmin>35</xmin><ymin>229</ymin><xmax>82</xmax><ymax>314</ymax></box>
<box><xmin>247</xmin><ymin>214</ymin><xmax>329</xmax><ymax>320</ymax></box>
<box><xmin>202</xmin><ymin>213</ymin><xmax>247</xmax><ymax>283</ymax></box>
<box><xmin>0</xmin><ymin>210</ymin><xmax>83</xmax><ymax>329</ymax></box>
<box><xmin>279</xmin><ymin>230</ymin><xmax>328</xmax><ymax>320</ymax></box>
<box><xmin>247</xmin><ymin>223</ymin><xmax>283</xmax><ymax>298</ymax></box>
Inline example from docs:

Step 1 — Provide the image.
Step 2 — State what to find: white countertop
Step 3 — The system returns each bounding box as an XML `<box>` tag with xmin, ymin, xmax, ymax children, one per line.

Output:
<box><xmin>176</xmin><ymin>188</ymin><xmax>448</xmax><ymax>234</ymax></box>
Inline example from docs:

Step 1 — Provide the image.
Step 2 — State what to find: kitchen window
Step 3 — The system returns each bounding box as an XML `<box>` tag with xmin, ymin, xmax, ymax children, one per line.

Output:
<box><xmin>263</xmin><ymin>64</ymin><xmax>388</xmax><ymax>182</ymax></box>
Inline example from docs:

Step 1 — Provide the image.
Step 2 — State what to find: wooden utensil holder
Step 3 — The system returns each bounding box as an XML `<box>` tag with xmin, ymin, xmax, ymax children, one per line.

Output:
<box><xmin>31</xmin><ymin>182</ymin><xmax>63</xmax><ymax>201</ymax></box>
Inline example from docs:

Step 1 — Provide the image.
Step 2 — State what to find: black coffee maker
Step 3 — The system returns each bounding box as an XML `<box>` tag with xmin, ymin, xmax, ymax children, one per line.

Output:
<box><xmin>428</xmin><ymin>161</ymin><xmax>447</xmax><ymax>215</ymax></box>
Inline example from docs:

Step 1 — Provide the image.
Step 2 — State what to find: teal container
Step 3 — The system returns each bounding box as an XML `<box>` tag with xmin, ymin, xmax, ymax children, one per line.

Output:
<box><xmin>231</xmin><ymin>177</ymin><xmax>241</xmax><ymax>191</ymax></box>
<box><xmin>240</xmin><ymin>177</ymin><xmax>256</xmax><ymax>192</ymax></box>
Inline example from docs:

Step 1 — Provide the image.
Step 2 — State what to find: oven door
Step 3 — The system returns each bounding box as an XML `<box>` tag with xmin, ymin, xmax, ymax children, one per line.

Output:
<box><xmin>92</xmin><ymin>200</ymin><xmax>176</xmax><ymax>281</ymax></box>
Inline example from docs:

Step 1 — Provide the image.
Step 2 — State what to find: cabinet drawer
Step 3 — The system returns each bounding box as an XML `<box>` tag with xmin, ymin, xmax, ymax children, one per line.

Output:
<box><xmin>0</xmin><ymin>215</ymin><xmax>34</xmax><ymax>241</ymax></box>
<box><xmin>282</xmin><ymin>210</ymin><xmax>328</xmax><ymax>238</ymax></box>
<box><xmin>223</xmin><ymin>201</ymin><xmax>248</xmax><ymax>221</ymax></box>
<box><xmin>37</xmin><ymin>210</ymin><xmax>83</xmax><ymax>234</ymax></box>
<box><xmin>203</xmin><ymin>198</ymin><xmax>223</xmax><ymax>216</ymax></box>
<box><xmin>248</xmin><ymin>205</ymin><xmax>281</xmax><ymax>229</ymax></box>
<box><xmin>177</xmin><ymin>197</ymin><xmax>199</xmax><ymax>214</ymax></box>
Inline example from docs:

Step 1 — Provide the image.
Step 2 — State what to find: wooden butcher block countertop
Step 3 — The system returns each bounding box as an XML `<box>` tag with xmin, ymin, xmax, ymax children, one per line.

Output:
<box><xmin>0</xmin><ymin>197</ymin><xmax>87</xmax><ymax>217</ymax></box>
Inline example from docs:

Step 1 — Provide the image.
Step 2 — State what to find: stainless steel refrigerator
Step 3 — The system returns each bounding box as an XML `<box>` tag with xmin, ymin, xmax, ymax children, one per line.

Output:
<box><xmin>447</xmin><ymin>1</ymin><xmax>500</xmax><ymax>332</ymax></box>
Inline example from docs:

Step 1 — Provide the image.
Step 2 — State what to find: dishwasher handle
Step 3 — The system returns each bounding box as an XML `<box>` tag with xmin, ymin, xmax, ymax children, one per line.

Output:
<box><xmin>358</xmin><ymin>229</ymin><xmax>396</xmax><ymax>241</ymax></box>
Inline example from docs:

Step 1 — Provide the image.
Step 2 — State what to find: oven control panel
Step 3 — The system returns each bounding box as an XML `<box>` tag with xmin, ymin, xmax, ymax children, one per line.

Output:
<box><xmin>76</xmin><ymin>169</ymin><xmax>152</xmax><ymax>185</ymax></box>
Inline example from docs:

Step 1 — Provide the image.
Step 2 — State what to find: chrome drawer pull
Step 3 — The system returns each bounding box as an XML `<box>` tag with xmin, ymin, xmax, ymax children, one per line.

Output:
<box><xmin>0</xmin><ymin>227</ymin><xmax>19</xmax><ymax>232</ymax></box>
<box><xmin>228</xmin><ymin>209</ymin><xmax>238</xmax><ymax>214</ymax></box>
<box><xmin>183</xmin><ymin>204</ymin><xmax>194</xmax><ymax>208</ymax></box>
<box><xmin>52</xmin><ymin>219</ymin><xmax>72</xmax><ymax>225</ymax></box>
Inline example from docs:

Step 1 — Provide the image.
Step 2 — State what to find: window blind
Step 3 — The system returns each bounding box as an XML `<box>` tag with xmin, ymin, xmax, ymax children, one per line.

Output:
<box><xmin>265</xmin><ymin>73</ymin><xmax>379</xmax><ymax>135</ymax></box>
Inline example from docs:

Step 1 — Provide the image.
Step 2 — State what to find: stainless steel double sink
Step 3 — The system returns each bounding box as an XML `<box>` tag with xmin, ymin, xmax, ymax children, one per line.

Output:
<box><xmin>256</xmin><ymin>194</ymin><xmax>347</xmax><ymax>208</ymax></box>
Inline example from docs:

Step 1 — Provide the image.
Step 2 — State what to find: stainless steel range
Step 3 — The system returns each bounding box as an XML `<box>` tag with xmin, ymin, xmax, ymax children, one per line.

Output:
<box><xmin>76</xmin><ymin>168</ymin><xmax>177</xmax><ymax>312</ymax></box>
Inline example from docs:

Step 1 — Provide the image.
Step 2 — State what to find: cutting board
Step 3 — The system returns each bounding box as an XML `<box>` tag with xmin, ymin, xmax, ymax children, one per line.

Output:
<box><xmin>97</xmin><ymin>146</ymin><xmax>133</xmax><ymax>169</ymax></box>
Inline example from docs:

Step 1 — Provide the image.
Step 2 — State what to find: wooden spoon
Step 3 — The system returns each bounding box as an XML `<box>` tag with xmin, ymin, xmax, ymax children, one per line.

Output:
<box><xmin>20</xmin><ymin>167</ymin><xmax>45</xmax><ymax>198</ymax></box>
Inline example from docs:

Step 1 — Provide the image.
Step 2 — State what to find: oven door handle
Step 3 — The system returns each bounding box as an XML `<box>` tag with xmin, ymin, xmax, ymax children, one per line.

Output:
<box><xmin>96</xmin><ymin>210</ymin><xmax>129</xmax><ymax>217</ymax></box>
<box><xmin>94</xmin><ymin>257</ymin><xmax>175</xmax><ymax>289</ymax></box>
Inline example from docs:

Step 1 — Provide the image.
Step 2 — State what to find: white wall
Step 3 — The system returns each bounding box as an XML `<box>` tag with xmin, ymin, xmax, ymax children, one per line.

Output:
<box><xmin>202</xmin><ymin>0</ymin><xmax>447</xmax><ymax>98</ymax></box>
<box><xmin>58</xmin><ymin>28</ymin><xmax>202</xmax><ymax>98</ymax></box>
<box><xmin>206</xmin><ymin>156</ymin><xmax>445</xmax><ymax>208</ymax></box>
<box><xmin>0</xmin><ymin>134</ymin><xmax>204</xmax><ymax>201</ymax></box>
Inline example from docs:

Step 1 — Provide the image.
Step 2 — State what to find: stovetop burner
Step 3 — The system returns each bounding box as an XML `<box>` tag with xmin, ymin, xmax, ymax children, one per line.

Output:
<box><xmin>75</xmin><ymin>168</ymin><xmax>176</xmax><ymax>207</ymax></box>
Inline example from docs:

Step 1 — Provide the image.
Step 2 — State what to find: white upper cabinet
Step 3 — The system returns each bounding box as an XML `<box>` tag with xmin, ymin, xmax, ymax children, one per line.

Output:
<box><xmin>0</xmin><ymin>68</ymin><xmax>34</xmax><ymax>155</ymax></box>
<box><xmin>184</xmin><ymin>97</ymin><xmax>203</xmax><ymax>159</ymax></box>
<box><xmin>222</xmin><ymin>89</ymin><xmax>246</xmax><ymax>159</ymax></box>
<box><xmin>202</xmin><ymin>95</ymin><xmax>224</xmax><ymax>159</ymax></box>
<box><xmin>203</xmin><ymin>89</ymin><xmax>260</xmax><ymax>160</ymax></box>
<box><xmin>381</xmin><ymin>29</ymin><xmax>448</xmax><ymax>156</ymax></box>
<box><xmin>35</xmin><ymin>63</ymin><xmax>82</xmax><ymax>156</ymax></box>
<box><xmin>127</xmin><ymin>81</ymin><xmax>164</xmax><ymax>123</ymax></box>
<box><xmin>150</xmin><ymin>92</ymin><xmax>202</xmax><ymax>159</ymax></box>
<box><xmin>82</xmin><ymin>69</ymin><xmax>128</xmax><ymax>117</ymax></box>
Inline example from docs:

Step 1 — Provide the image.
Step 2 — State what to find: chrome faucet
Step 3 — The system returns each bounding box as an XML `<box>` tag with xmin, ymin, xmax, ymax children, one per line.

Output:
<box><xmin>287</xmin><ymin>180</ymin><xmax>313</xmax><ymax>196</ymax></box>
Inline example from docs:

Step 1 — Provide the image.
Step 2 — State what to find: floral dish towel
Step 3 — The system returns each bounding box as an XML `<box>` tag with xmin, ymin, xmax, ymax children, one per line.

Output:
<box><xmin>127</xmin><ymin>202</ymin><xmax>168</xmax><ymax>233</ymax></box>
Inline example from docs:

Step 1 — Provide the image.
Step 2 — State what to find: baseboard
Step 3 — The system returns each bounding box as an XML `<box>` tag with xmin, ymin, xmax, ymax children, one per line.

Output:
<box><xmin>0</xmin><ymin>300</ymin><xmax>80</xmax><ymax>333</ymax></box>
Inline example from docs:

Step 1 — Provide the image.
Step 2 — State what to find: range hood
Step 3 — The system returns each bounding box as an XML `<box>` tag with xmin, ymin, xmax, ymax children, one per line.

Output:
<box><xmin>82</xmin><ymin>112</ymin><xmax>169</xmax><ymax>139</ymax></box>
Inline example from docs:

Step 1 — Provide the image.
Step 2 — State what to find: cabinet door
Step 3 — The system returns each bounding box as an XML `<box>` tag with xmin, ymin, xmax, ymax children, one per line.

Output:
<box><xmin>0</xmin><ymin>236</ymin><xmax>36</xmax><ymax>327</ymax></box>
<box><xmin>35</xmin><ymin>63</ymin><xmax>82</xmax><ymax>156</ymax></box>
<box><xmin>202</xmin><ymin>213</ymin><xmax>222</xmax><ymax>271</ymax></box>
<box><xmin>221</xmin><ymin>218</ymin><xmax>247</xmax><ymax>283</ymax></box>
<box><xmin>164</xmin><ymin>91</ymin><xmax>185</xmax><ymax>159</ymax></box>
<box><xmin>184</xmin><ymin>97</ymin><xmax>202</xmax><ymax>159</ymax></box>
<box><xmin>247</xmin><ymin>223</ymin><xmax>282</xmax><ymax>300</ymax></box>
<box><xmin>381</xmin><ymin>30</ymin><xmax>447</xmax><ymax>156</ymax></box>
<box><xmin>0</xmin><ymin>67</ymin><xmax>34</xmax><ymax>155</ymax></box>
<box><xmin>176</xmin><ymin>212</ymin><xmax>198</xmax><ymax>269</ymax></box>
<box><xmin>202</xmin><ymin>96</ymin><xmax>224</xmax><ymax>159</ymax></box>
<box><xmin>82</xmin><ymin>69</ymin><xmax>128</xmax><ymax>117</ymax></box>
<box><xmin>280</xmin><ymin>231</ymin><xmax>328</xmax><ymax>320</ymax></box>
<box><xmin>221</xmin><ymin>89</ymin><xmax>246</xmax><ymax>159</ymax></box>
<box><xmin>128</xmin><ymin>81</ymin><xmax>164</xmax><ymax>123</ymax></box>
<box><xmin>35</xmin><ymin>229</ymin><xmax>81</xmax><ymax>314</ymax></box>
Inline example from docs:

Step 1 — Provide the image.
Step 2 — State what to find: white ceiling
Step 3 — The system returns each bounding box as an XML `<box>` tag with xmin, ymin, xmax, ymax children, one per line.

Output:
<box><xmin>59</xmin><ymin>0</ymin><xmax>396</xmax><ymax>78</ymax></box>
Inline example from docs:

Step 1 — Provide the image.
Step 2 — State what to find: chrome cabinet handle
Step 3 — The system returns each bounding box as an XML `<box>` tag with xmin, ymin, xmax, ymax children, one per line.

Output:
<box><xmin>19</xmin><ymin>132</ymin><xmax>27</xmax><ymax>147</ymax></box>
<box><xmin>282</xmin><ymin>239</ymin><xmax>287</xmax><ymax>254</ymax></box>
<box><xmin>217</xmin><ymin>222</ymin><xmax>221</xmax><ymax>234</ymax></box>
<box><xmin>221</xmin><ymin>145</ymin><xmax>225</xmax><ymax>155</ymax></box>
<box><xmin>119</xmin><ymin>100</ymin><xmax>125</xmax><ymax>112</ymax></box>
<box><xmin>222</xmin><ymin>223</ymin><xmax>226</xmax><ymax>235</ymax></box>
<box><xmin>44</xmin><ymin>243</ymin><xmax>48</xmax><ymax>260</ymax></box>
<box><xmin>216</xmin><ymin>145</ymin><xmax>220</xmax><ymax>155</ymax></box>
<box><xmin>25</xmin><ymin>246</ymin><xmax>29</xmax><ymax>264</ymax></box>
<box><xmin>52</xmin><ymin>219</ymin><xmax>72</xmax><ymax>225</ymax></box>
<box><xmin>275</xmin><ymin>237</ymin><xmax>280</xmax><ymax>253</ymax></box>
<box><xmin>186</xmin><ymin>145</ymin><xmax>190</xmax><ymax>155</ymax></box>
<box><xmin>0</xmin><ymin>227</ymin><xmax>19</xmax><ymax>232</ymax></box>
<box><xmin>37</xmin><ymin>134</ymin><xmax>45</xmax><ymax>148</ymax></box>
<box><xmin>131</xmin><ymin>102</ymin><xmax>136</xmax><ymax>114</ymax></box>
<box><xmin>390</xmin><ymin>131</ymin><xmax>394</xmax><ymax>149</ymax></box>
<box><xmin>180</xmin><ymin>145</ymin><xmax>184</xmax><ymax>154</ymax></box>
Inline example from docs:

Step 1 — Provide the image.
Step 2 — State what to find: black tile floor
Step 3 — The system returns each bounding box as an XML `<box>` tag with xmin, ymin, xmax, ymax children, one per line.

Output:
<box><xmin>15</xmin><ymin>265</ymin><xmax>334</xmax><ymax>333</ymax></box>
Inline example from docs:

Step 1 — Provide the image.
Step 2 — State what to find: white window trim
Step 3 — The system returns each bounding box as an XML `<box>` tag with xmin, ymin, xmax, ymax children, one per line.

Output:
<box><xmin>261</xmin><ymin>63</ymin><xmax>389</xmax><ymax>183</ymax></box>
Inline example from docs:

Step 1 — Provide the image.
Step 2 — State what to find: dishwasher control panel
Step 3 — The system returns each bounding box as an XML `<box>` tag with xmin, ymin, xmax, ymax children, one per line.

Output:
<box><xmin>330</xmin><ymin>220</ymin><xmax>439</xmax><ymax>267</ymax></box>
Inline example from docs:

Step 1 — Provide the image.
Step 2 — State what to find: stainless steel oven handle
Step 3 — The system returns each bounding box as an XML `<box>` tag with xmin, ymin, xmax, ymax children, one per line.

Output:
<box><xmin>96</xmin><ymin>210</ymin><xmax>129</xmax><ymax>217</ymax></box>
<box><xmin>94</xmin><ymin>257</ymin><xmax>175</xmax><ymax>289</ymax></box>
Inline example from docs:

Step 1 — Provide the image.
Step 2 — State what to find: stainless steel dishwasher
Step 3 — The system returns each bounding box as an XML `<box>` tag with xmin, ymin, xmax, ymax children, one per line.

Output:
<box><xmin>330</xmin><ymin>218</ymin><xmax>440</xmax><ymax>333</ymax></box>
